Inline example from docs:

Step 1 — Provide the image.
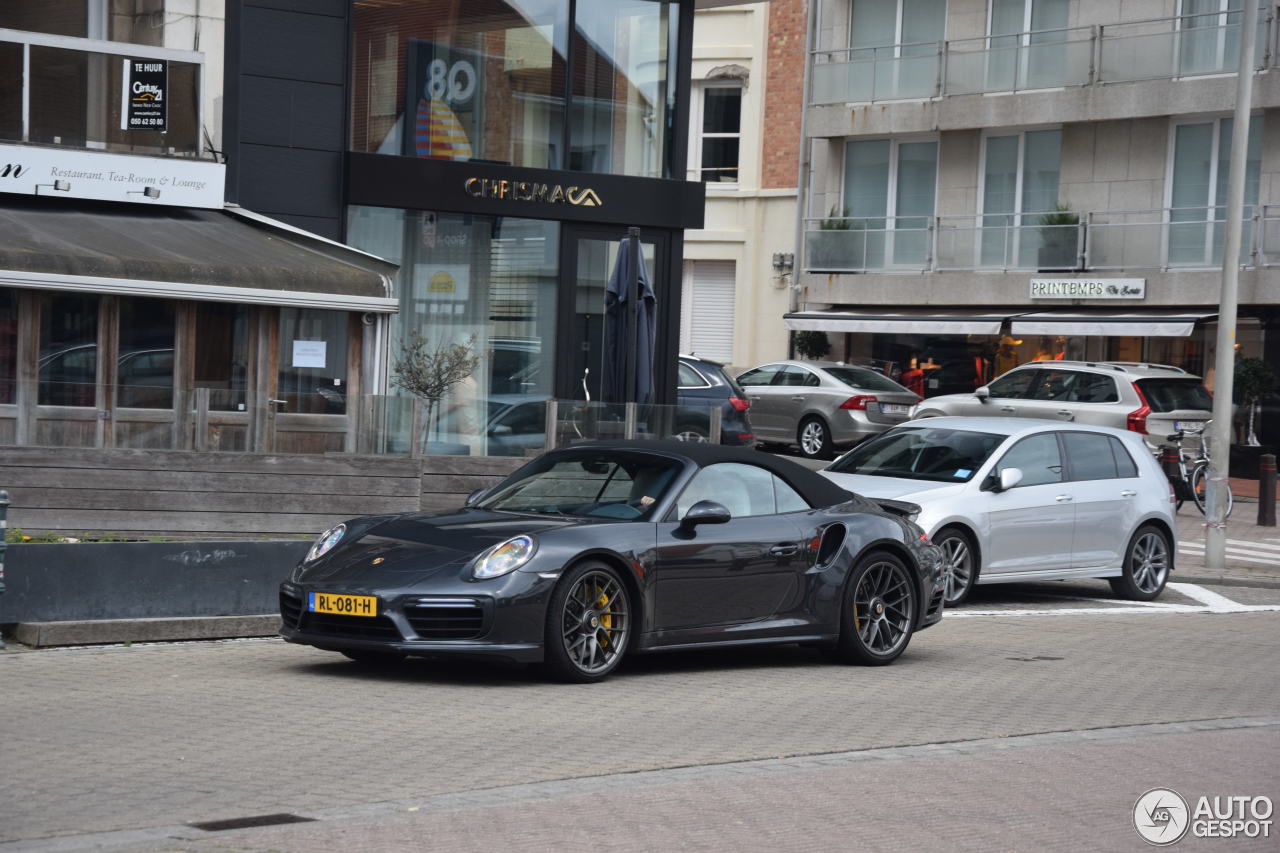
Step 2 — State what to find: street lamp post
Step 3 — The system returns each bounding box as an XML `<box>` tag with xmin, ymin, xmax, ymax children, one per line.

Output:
<box><xmin>1205</xmin><ymin>0</ymin><xmax>1260</xmax><ymax>568</ymax></box>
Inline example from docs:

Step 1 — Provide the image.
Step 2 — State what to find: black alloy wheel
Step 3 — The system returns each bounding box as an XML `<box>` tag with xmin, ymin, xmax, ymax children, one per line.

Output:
<box><xmin>544</xmin><ymin>561</ymin><xmax>632</xmax><ymax>683</ymax></box>
<box><xmin>672</xmin><ymin>424</ymin><xmax>710</xmax><ymax>443</ymax></box>
<box><xmin>1109</xmin><ymin>525</ymin><xmax>1171</xmax><ymax>601</ymax></box>
<box><xmin>934</xmin><ymin>527</ymin><xmax>978</xmax><ymax>606</ymax></box>
<box><xmin>834</xmin><ymin>551</ymin><xmax>916</xmax><ymax>665</ymax></box>
<box><xmin>798</xmin><ymin>416</ymin><xmax>834</xmax><ymax>459</ymax></box>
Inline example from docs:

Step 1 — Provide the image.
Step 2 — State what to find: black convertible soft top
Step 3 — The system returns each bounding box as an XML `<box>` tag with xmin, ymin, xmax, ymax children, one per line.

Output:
<box><xmin>547</xmin><ymin>439</ymin><xmax>856</xmax><ymax>509</ymax></box>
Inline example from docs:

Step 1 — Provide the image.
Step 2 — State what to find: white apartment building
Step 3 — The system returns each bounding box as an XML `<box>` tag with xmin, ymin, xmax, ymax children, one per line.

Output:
<box><xmin>792</xmin><ymin>0</ymin><xmax>1278</xmax><ymax>407</ymax></box>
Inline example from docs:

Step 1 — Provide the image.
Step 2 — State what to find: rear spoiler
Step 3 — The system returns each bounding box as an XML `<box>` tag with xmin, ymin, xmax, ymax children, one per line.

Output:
<box><xmin>871</xmin><ymin>498</ymin><xmax>921</xmax><ymax>520</ymax></box>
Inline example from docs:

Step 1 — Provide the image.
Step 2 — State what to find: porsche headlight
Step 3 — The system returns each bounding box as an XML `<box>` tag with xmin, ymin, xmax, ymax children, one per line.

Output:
<box><xmin>306</xmin><ymin>523</ymin><xmax>347</xmax><ymax>563</ymax></box>
<box><xmin>473</xmin><ymin>535</ymin><xmax>537</xmax><ymax>579</ymax></box>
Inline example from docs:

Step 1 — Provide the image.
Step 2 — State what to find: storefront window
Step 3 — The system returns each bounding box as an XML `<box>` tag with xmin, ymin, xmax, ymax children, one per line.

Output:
<box><xmin>0</xmin><ymin>288</ymin><xmax>15</xmax><ymax>404</ymax></box>
<box><xmin>350</xmin><ymin>0</ymin><xmax>570</xmax><ymax>167</ymax></box>
<box><xmin>349</xmin><ymin>0</ymin><xmax>680</xmax><ymax>178</ymax></box>
<box><xmin>279</xmin><ymin>309</ymin><xmax>349</xmax><ymax>415</ymax></box>
<box><xmin>117</xmin><ymin>297</ymin><xmax>174</xmax><ymax>409</ymax></box>
<box><xmin>347</xmin><ymin>206</ymin><xmax>559</xmax><ymax>456</ymax></box>
<box><xmin>194</xmin><ymin>303</ymin><xmax>250</xmax><ymax>412</ymax></box>
<box><xmin>38</xmin><ymin>293</ymin><xmax>98</xmax><ymax>406</ymax></box>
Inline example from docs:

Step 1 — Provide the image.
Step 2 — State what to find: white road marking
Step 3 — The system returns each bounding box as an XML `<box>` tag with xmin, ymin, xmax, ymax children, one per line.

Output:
<box><xmin>948</xmin><ymin>583</ymin><xmax>1280</xmax><ymax>618</ymax></box>
<box><xmin>1177</xmin><ymin>542</ymin><xmax>1280</xmax><ymax>566</ymax></box>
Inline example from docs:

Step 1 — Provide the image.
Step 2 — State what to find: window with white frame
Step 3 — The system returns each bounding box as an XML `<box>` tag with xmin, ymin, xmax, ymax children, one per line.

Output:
<box><xmin>979</xmin><ymin>128</ymin><xmax>1062</xmax><ymax>269</ymax></box>
<box><xmin>987</xmin><ymin>0</ymin><xmax>1072</xmax><ymax>91</ymax></box>
<box><xmin>1178</xmin><ymin>0</ymin><xmax>1249</xmax><ymax>76</ymax></box>
<box><xmin>848</xmin><ymin>0</ymin><xmax>946</xmax><ymax>100</ymax></box>
<box><xmin>690</xmin><ymin>82</ymin><xmax>742</xmax><ymax>186</ymax></box>
<box><xmin>840</xmin><ymin>136</ymin><xmax>938</xmax><ymax>269</ymax></box>
<box><xmin>1167</xmin><ymin>115</ymin><xmax>1261</xmax><ymax>266</ymax></box>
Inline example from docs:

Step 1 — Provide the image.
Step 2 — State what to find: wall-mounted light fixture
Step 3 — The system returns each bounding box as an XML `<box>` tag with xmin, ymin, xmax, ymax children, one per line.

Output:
<box><xmin>129</xmin><ymin>186</ymin><xmax>162</xmax><ymax>199</ymax></box>
<box><xmin>34</xmin><ymin>180</ymin><xmax>71</xmax><ymax>194</ymax></box>
<box><xmin>772</xmin><ymin>252</ymin><xmax>794</xmax><ymax>272</ymax></box>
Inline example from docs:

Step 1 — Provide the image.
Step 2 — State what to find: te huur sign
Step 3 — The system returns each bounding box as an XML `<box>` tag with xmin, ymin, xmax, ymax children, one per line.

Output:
<box><xmin>121</xmin><ymin>58</ymin><xmax>167</xmax><ymax>132</ymax></box>
<box><xmin>1030</xmin><ymin>278</ymin><xmax>1146</xmax><ymax>299</ymax></box>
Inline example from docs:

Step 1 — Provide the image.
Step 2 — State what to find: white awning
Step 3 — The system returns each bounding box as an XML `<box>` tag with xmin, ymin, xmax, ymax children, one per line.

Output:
<box><xmin>784</xmin><ymin>310</ymin><xmax>1005</xmax><ymax>336</ymax></box>
<box><xmin>1010</xmin><ymin>312</ymin><xmax>1215</xmax><ymax>337</ymax></box>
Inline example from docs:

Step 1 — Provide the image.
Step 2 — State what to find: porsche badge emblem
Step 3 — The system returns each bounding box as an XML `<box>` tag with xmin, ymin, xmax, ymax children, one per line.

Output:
<box><xmin>372</xmin><ymin>557</ymin><xmax>385</xmax><ymax>565</ymax></box>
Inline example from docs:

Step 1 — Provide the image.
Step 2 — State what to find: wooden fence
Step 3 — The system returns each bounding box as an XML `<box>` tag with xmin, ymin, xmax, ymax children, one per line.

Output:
<box><xmin>0</xmin><ymin>447</ymin><xmax>526</xmax><ymax>539</ymax></box>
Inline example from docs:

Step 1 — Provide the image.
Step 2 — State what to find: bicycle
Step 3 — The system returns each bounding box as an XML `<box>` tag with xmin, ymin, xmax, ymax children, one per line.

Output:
<box><xmin>1163</xmin><ymin>424</ymin><xmax>1233</xmax><ymax>518</ymax></box>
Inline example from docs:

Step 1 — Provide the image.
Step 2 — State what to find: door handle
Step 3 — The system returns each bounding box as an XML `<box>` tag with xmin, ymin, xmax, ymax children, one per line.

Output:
<box><xmin>1056</xmin><ymin>410</ymin><xmax>1075</xmax><ymax>420</ymax></box>
<box><xmin>1000</xmin><ymin>406</ymin><xmax>1016</xmax><ymax>414</ymax></box>
<box><xmin>791</xmin><ymin>396</ymin><xmax>805</xmax><ymax>402</ymax></box>
<box><xmin>1055</xmin><ymin>495</ymin><xmax>1073</xmax><ymax>503</ymax></box>
<box><xmin>1120</xmin><ymin>489</ymin><xmax>1137</xmax><ymax>497</ymax></box>
<box><xmin>769</xmin><ymin>543</ymin><xmax>799</xmax><ymax>556</ymax></box>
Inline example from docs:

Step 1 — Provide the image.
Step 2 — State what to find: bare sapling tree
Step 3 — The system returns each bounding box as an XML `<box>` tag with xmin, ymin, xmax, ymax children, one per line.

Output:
<box><xmin>391</xmin><ymin>332</ymin><xmax>480</xmax><ymax>451</ymax></box>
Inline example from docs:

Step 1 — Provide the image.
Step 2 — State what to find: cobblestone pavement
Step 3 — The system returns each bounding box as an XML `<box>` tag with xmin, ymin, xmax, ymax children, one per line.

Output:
<box><xmin>1</xmin><ymin>582</ymin><xmax>1278</xmax><ymax>850</ymax></box>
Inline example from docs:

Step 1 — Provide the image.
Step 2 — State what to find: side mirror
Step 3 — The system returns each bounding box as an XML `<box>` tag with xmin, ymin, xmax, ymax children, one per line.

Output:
<box><xmin>974</xmin><ymin>386</ymin><xmax>990</xmax><ymax>401</ymax></box>
<box><xmin>679</xmin><ymin>500</ymin><xmax>731</xmax><ymax>530</ymax></box>
<box><xmin>995</xmin><ymin>467</ymin><xmax>1023</xmax><ymax>492</ymax></box>
<box><xmin>465</xmin><ymin>488</ymin><xmax>488</xmax><ymax>506</ymax></box>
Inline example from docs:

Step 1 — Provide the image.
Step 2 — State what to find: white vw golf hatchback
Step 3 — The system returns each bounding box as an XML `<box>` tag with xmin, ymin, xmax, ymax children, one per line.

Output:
<box><xmin>820</xmin><ymin>417</ymin><xmax>1177</xmax><ymax>605</ymax></box>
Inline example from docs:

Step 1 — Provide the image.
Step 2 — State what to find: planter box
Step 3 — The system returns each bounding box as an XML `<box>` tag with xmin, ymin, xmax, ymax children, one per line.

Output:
<box><xmin>0</xmin><ymin>540</ymin><xmax>309</xmax><ymax>623</ymax></box>
<box><xmin>1228</xmin><ymin>444</ymin><xmax>1276</xmax><ymax>480</ymax></box>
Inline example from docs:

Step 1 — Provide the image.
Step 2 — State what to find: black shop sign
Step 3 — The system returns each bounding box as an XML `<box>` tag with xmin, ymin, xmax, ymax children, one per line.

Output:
<box><xmin>121</xmin><ymin>58</ymin><xmax>167</xmax><ymax>132</ymax></box>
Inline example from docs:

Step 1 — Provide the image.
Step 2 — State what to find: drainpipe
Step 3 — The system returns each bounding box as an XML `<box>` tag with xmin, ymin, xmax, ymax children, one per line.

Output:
<box><xmin>790</xmin><ymin>0</ymin><xmax>820</xmax><ymax>353</ymax></box>
<box><xmin>0</xmin><ymin>490</ymin><xmax>8</xmax><ymax>649</ymax></box>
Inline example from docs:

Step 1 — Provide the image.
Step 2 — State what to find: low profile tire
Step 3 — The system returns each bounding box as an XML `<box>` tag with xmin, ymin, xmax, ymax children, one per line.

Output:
<box><xmin>543</xmin><ymin>561</ymin><xmax>632</xmax><ymax>683</ymax></box>
<box><xmin>834</xmin><ymin>550</ymin><xmax>917</xmax><ymax>666</ymax></box>
<box><xmin>934</xmin><ymin>527</ymin><xmax>978</xmax><ymax>606</ymax></box>
<box><xmin>797</xmin><ymin>416</ymin><xmax>835</xmax><ymax>460</ymax></box>
<box><xmin>340</xmin><ymin>650</ymin><xmax>406</xmax><ymax>666</ymax></box>
<box><xmin>1109</xmin><ymin>524</ymin><xmax>1172</xmax><ymax>601</ymax></box>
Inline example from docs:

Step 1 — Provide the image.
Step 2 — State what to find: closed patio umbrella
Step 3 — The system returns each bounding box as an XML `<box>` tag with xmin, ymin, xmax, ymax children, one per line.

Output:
<box><xmin>604</xmin><ymin>229</ymin><xmax>656</xmax><ymax>404</ymax></box>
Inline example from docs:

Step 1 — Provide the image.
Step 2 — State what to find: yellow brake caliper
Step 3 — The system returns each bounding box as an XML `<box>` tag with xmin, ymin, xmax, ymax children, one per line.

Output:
<box><xmin>596</xmin><ymin>584</ymin><xmax>612</xmax><ymax>646</ymax></box>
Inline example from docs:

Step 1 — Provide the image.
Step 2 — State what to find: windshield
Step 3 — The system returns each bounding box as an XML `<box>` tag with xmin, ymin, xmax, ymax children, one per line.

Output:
<box><xmin>476</xmin><ymin>452</ymin><xmax>684</xmax><ymax>519</ymax></box>
<box><xmin>1136</xmin><ymin>378</ymin><xmax>1213</xmax><ymax>413</ymax></box>
<box><xmin>824</xmin><ymin>366</ymin><xmax>910</xmax><ymax>394</ymax></box>
<box><xmin>827</xmin><ymin>426</ymin><xmax>1005</xmax><ymax>482</ymax></box>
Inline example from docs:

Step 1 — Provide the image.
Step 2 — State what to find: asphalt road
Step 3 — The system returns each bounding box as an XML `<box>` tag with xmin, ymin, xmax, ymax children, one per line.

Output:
<box><xmin>2</xmin><ymin>580</ymin><xmax>1278</xmax><ymax>852</ymax></box>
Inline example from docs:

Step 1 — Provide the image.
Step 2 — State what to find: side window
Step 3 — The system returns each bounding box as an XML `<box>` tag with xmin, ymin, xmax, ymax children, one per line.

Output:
<box><xmin>1067</xmin><ymin>373</ymin><xmax>1118</xmax><ymax>403</ymax></box>
<box><xmin>1110</xmin><ymin>436</ymin><xmax>1139</xmax><ymax>478</ymax></box>
<box><xmin>678</xmin><ymin>362</ymin><xmax>708</xmax><ymax>388</ymax></box>
<box><xmin>676</xmin><ymin>463</ymin><xmax>785</xmax><ymax>517</ymax></box>
<box><xmin>988</xmin><ymin>369</ymin><xmax>1036</xmax><ymax>399</ymax></box>
<box><xmin>738</xmin><ymin>364</ymin><xmax>783</xmax><ymax>387</ymax></box>
<box><xmin>774</xmin><ymin>477</ymin><xmax>811</xmax><ymax>513</ymax></box>
<box><xmin>1062</xmin><ymin>432</ymin><xmax>1119</xmax><ymax>481</ymax></box>
<box><xmin>997</xmin><ymin>433</ymin><xmax>1063</xmax><ymax>486</ymax></box>
<box><xmin>1029</xmin><ymin>369</ymin><xmax>1079</xmax><ymax>402</ymax></box>
<box><xmin>777</xmin><ymin>366</ymin><xmax>817</xmax><ymax>387</ymax></box>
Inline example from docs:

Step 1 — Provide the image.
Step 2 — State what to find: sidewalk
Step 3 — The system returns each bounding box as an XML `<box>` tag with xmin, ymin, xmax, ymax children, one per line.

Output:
<box><xmin>1174</xmin><ymin>478</ymin><xmax>1280</xmax><ymax>587</ymax></box>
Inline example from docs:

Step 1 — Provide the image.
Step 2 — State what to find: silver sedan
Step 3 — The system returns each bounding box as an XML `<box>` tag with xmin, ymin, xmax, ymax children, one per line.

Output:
<box><xmin>820</xmin><ymin>417</ymin><xmax>1178</xmax><ymax>606</ymax></box>
<box><xmin>736</xmin><ymin>360</ymin><xmax>921</xmax><ymax>459</ymax></box>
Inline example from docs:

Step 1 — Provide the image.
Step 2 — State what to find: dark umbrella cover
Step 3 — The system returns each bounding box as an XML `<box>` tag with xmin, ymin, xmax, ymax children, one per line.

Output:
<box><xmin>604</xmin><ymin>236</ymin><xmax>656</xmax><ymax>404</ymax></box>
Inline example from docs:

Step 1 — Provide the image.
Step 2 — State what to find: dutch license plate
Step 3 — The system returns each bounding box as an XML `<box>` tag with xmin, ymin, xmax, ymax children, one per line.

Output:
<box><xmin>881</xmin><ymin>403</ymin><xmax>910</xmax><ymax>414</ymax></box>
<box><xmin>309</xmin><ymin>592</ymin><xmax>377</xmax><ymax>617</ymax></box>
<box><xmin>1175</xmin><ymin>420</ymin><xmax>1206</xmax><ymax>432</ymax></box>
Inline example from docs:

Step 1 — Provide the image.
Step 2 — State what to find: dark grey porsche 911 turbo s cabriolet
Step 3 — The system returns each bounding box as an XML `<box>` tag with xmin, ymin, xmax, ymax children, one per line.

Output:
<box><xmin>280</xmin><ymin>440</ymin><xmax>946</xmax><ymax>682</ymax></box>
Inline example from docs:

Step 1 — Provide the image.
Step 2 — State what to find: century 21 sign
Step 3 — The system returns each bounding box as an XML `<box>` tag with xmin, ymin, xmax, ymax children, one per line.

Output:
<box><xmin>464</xmin><ymin>177</ymin><xmax>601</xmax><ymax>207</ymax></box>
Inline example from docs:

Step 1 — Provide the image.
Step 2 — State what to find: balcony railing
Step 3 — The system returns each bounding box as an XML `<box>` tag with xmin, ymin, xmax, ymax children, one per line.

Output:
<box><xmin>810</xmin><ymin>7</ymin><xmax>1273</xmax><ymax>105</ymax></box>
<box><xmin>804</xmin><ymin>206</ymin><xmax>1272</xmax><ymax>273</ymax></box>
<box><xmin>0</xmin><ymin>28</ymin><xmax>205</xmax><ymax>156</ymax></box>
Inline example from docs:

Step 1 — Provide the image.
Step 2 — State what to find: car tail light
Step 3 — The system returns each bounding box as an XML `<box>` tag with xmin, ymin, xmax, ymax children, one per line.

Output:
<box><xmin>839</xmin><ymin>395</ymin><xmax>877</xmax><ymax>410</ymax></box>
<box><xmin>728</xmin><ymin>397</ymin><xmax>751</xmax><ymax>412</ymax></box>
<box><xmin>737</xmin><ymin>433</ymin><xmax>754</xmax><ymax>441</ymax></box>
<box><xmin>1126</xmin><ymin>382</ymin><xmax>1150</xmax><ymax>435</ymax></box>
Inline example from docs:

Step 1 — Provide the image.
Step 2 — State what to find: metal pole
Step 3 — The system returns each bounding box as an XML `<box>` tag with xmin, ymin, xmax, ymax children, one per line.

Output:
<box><xmin>625</xmin><ymin>226</ymin><xmax>641</xmax><ymax>403</ymax></box>
<box><xmin>1259</xmin><ymin>452</ymin><xmax>1276</xmax><ymax>527</ymax></box>
<box><xmin>1206</xmin><ymin>0</ymin><xmax>1260</xmax><ymax>569</ymax></box>
<box><xmin>0</xmin><ymin>490</ymin><xmax>8</xmax><ymax>650</ymax></box>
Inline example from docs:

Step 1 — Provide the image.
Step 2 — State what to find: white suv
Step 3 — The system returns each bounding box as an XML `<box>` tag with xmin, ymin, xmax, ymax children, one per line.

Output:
<box><xmin>911</xmin><ymin>361</ymin><xmax>1214</xmax><ymax>451</ymax></box>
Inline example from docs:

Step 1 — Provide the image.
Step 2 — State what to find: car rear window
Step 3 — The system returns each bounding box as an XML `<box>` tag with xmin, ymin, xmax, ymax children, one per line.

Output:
<box><xmin>1136</xmin><ymin>378</ymin><xmax>1213</xmax><ymax>413</ymax></box>
<box><xmin>828</xmin><ymin>426</ymin><xmax>1005</xmax><ymax>482</ymax></box>
<box><xmin>824</xmin><ymin>366</ymin><xmax>908</xmax><ymax>393</ymax></box>
<box><xmin>698</xmin><ymin>361</ymin><xmax>746</xmax><ymax>396</ymax></box>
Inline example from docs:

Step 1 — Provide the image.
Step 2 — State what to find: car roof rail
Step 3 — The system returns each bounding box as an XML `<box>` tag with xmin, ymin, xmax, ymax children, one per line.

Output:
<box><xmin>1029</xmin><ymin>360</ymin><xmax>1128</xmax><ymax>373</ymax></box>
<box><xmin>1098</xmin><ymin>361</ymin><xmax>1187</xmax><ymax>373</ymax></box>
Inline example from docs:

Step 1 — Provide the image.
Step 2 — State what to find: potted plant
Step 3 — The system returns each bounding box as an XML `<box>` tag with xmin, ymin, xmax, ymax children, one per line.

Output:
<box><xmin>1036</xmin><ymin>203</ymin><xmax>1080</xmax><ymax>272</ymax></box>
<box><xmin>391</xmin><ymin>332</ymin><xmax>481</xmax><ymax>454</ymax></box>
<box><xmin>1228</xmin><ymin>356</ymin><xmax>1277</xmax><ymax>479</ymax></box>
<box><xmin>793</xmin><ymin>330</ymin><xmax>831</xmax><ymax>360</ymax></box>
<box><xmin>807</xmin><ymin>206</ymin><xmax>866</xmax><ymax>271</ymax></box>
